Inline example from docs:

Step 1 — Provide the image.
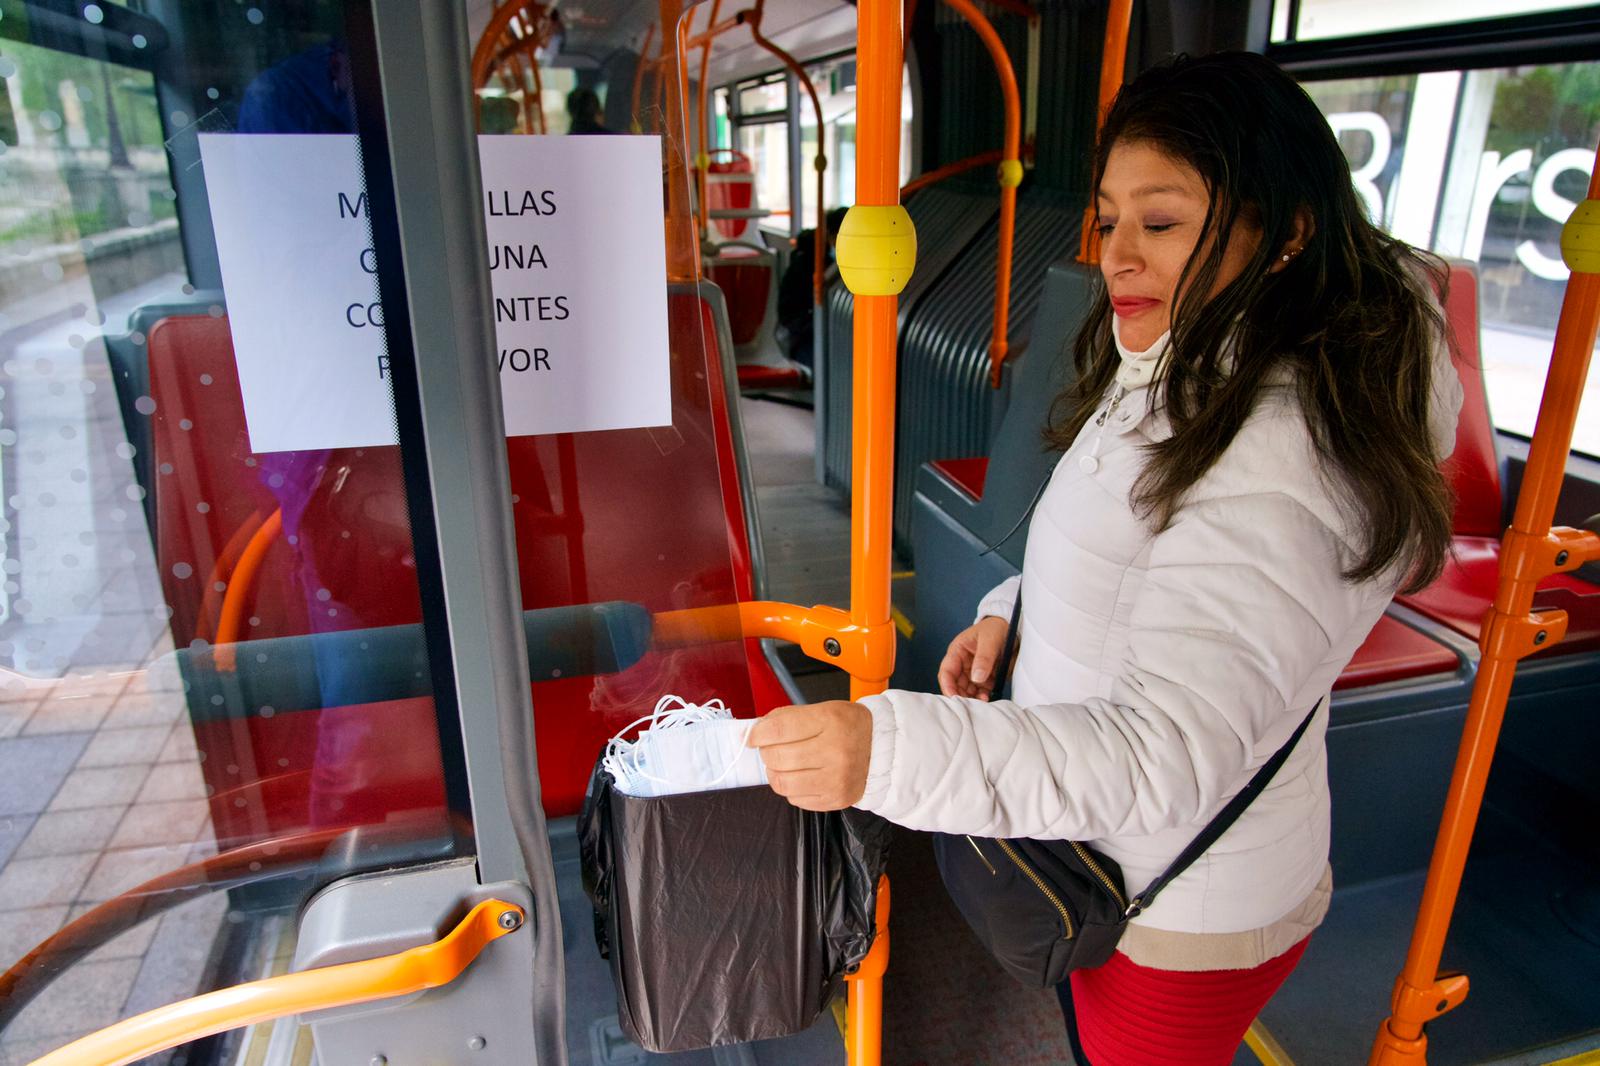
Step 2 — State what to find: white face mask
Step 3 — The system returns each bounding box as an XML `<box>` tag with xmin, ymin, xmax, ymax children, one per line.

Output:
<box><xmin>603</xmin><ymin>695</ymin><xmax>769</xmax><ymax>798</ymax></box>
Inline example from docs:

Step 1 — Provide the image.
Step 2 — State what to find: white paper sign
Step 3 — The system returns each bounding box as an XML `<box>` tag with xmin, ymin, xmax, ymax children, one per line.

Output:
<box><xmin>197</xmin><ymin>133</ymin><xmax>672</xmax><ymax>453</ymax></box>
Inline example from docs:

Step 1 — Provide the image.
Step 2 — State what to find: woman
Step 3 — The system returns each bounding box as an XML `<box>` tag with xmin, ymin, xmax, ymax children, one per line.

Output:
<box><xmin>748</xmin><ymin>52</ymin><xmax>1463</xmax><ymax>1064</ymax></box>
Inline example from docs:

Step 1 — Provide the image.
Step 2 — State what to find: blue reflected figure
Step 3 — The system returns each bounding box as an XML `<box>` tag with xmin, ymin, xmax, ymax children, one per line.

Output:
<box><xmin>235</xmin><ymin>41</ymin><xmax>412</xmax><ymax>830</ymax></box>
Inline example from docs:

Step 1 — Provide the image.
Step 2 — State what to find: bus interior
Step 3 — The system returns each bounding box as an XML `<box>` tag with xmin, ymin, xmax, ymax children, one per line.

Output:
<box><xmin>0</xmin><ymin>0</ymin><xmax>1597</xmax><ymax>1064</ymax></box>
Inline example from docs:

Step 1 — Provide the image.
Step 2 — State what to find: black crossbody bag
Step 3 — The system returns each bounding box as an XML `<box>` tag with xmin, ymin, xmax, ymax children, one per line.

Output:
<box><xmin>932</xmin><ymin>589</ymin><xmax>1318</xmax><ymax>988</ymax></box>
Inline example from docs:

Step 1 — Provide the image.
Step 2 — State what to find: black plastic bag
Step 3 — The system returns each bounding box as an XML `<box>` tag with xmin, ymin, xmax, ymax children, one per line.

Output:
<box><xmin>578</xmin><ymin>756</ymin><xmax>891</xmax><ymax>1052</ymax></box>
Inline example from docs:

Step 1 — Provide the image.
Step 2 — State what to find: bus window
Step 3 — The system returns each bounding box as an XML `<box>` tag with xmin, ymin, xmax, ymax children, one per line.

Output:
<box><xmin>730</xmin><ymin>72</ymin><xmax>792</xmax><ymax>226</ymax></box>
<box><xmin>1300</xmin><ymin>62</ymin><xmax>1599</xmax><ymax>456</ymax></box>
<box><xmin>1273</xmin><ymin>0</ymin><xmax>1599</xmax><ymax>42</ymax></box>
<box><xmin>797</xmin><ymin>56</ymin><xmax>915</xmax><ymax>224</ymax></box>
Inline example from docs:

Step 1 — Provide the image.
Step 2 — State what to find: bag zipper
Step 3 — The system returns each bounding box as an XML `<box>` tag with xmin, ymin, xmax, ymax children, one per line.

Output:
<box><xmin>964</xmin><ymin>835</ymin><xmax>997</xmax><ymax>875</ymax></box>
<box><xmin>995</xmin><ymin>839</ymin><xmax>1075</xmax><ymax>939</ymax></box>
<box><xmin>1069</xmin><ymin>841</ymin><xmax>1127</xmax><ymax>912</ymax></box>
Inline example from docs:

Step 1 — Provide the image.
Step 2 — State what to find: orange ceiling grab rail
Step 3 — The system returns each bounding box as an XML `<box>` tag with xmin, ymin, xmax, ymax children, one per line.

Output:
<box><xmin>940</xmin><ymin>0</ymin><xmax>1022</xmax><ymax>388</ymax></box>
<box><xmin>900</xmin><ymin>148</ymin><xmax>1011</xmax><ymax>197</ymax></box>
<box><xmin>1078</xmin><ymin>0</ymin><xmax>1133</xmax><ymax>265</ymax></box>
<box><xmin>471</xmin><ymin>1</ymin><xmax>558</xmax><ymax>133</ymax></box>
<box><xmin>471</xmin><ymin>0</ymin><xmax>531</xmax><ymax>90</ymax></box>
<box><xmin>741</xmin><ymin>0</ymin><xmax>830</xmax><ymax>305</ymax></box>
<box><xmin>23</xmin><ymin>899</ymin><xmax>524</xmax><ymax>1066</ymax></box>
<box><xmin>681</xmin><ymin>0</ymin><xmax>830</xmax><ymax>303</ymax></box>
<box><xmin>1368</xmin><ymin>146</ymin><xmax>1600</xmax><ymax>1066</ymax></box>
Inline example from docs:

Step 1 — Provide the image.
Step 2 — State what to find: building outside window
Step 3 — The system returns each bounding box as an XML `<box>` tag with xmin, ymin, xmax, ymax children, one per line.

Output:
<box><xmin>1299</xmin><ymin>61</ymin><xmax>1597</xmax><ymax>456</ymax></box>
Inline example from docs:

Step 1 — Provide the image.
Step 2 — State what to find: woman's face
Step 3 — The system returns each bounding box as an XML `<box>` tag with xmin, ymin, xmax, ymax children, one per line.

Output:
<box><xmin>1095</xmin><ymin>140</ymin><xmax>1262</xmax><ymax>351</ymax></box>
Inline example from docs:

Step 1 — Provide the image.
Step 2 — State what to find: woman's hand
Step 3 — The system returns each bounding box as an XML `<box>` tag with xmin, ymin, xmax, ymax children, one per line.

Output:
<box><xmin>747</xmin><ymin>701</ymin><xmax>873</xmax><ymax>811</ymax></box>
<box><xmin>938</xmin><ymin>615</ymin><xmax>1010</xmax><ymax>700</ymax></box>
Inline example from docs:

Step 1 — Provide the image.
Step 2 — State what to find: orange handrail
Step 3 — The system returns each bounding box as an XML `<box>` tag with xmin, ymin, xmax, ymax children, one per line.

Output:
<box><xmin>660</xmin><ymin>0</ymin><xmax>696</xmax><ymax>280</ymax></box>
<box><xmin>1368</xmin><ymin>150</ymin><xmax>1600</xmax><ymax>1065</ymax></box>
<box><xmin>1</xmin><ymin>824</ymin><xmax>349</xmax><ymax>1028</ymax></box>
<box><xmin>196</xmin><ymin>507</ymin><xmax>266</xmax><ymax>641</ymax></box>
<box><xmin>742</xmin><ymin>0</ymin><xmax>829</xmax><ymax>304</ymax></box>
<box><xmin>212</xmin><ymin>507</ymin><xmax>282</xmax><ymax>671</ymax></box>
<box><xmin>1078</xmin><ymin>0</ymin><xmax>1133</xmax><ymax>265</ymax></box>
<box><xmin>23</xmin><ymin>899</ymin><xmax>523</xmax><ymax>1066</ymax></box>
<box><xmin>940</xmin><ymin>0</ymin><xmax>1021</xmax><ymax>387</ymax></box>
<box><xmin>900</xmin><ymin>148</ymin><xmax>1005</xmax><ymax>197</ymax></box>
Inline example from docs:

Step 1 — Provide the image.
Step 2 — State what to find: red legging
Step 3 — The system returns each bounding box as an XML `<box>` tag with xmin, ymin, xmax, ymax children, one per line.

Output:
<box><xmin>1057</xmin><ymin>938</ymin><xmax>1309</xmax><ymax>1066</ymax></box>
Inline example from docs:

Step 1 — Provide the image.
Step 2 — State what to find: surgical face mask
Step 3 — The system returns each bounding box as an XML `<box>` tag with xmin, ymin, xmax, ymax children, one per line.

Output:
<box><xmin>603</xmin><ymin>695</ymin><xmax>769</xmax><ymax>798</ymax></box>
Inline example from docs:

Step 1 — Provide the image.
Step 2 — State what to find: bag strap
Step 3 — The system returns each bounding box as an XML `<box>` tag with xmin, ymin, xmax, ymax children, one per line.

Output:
<box><xmin>987</xmin><ymin>466</ymin><xmax>1319</xmax><ymax>917</ymax></box>
<box><xmin>1126</xmin><ymin>699</ymin><xmax>1322</xmax><ymax>917</ymax></box>
<box><xmin>983</xmin><ymin>467</ymin><xmax>1053</xmax><ymax>697</ymax></box>
<box><xmin>990</xmin><ymin>584</ymin><xmax>1025</xmax><ymax>697</ymax></box>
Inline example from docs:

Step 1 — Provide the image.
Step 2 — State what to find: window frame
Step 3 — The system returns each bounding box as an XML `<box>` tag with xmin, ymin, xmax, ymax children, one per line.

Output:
<box><xmin>1265</xmin><ymin>5</ymin><xmax>1600</xmax><ymax>80</ymax></box>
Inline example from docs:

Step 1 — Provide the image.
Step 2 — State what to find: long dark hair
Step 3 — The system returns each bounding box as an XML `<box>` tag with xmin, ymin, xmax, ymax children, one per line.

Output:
<box><xmin>1047</xmin><ymin>52</ymin><xmax>1454</xmax><ymax>593</ymax></box>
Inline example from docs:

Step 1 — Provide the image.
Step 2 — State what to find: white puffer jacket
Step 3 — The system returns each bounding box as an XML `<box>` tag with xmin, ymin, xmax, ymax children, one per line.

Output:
<box><xmin>857</xmin><ymin>328</ymin><xmax>1462</xmax><ymax>937</ymax></box>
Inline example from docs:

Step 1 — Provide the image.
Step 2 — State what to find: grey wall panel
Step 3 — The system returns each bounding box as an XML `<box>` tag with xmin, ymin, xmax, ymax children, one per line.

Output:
<box><xmin>821</xmin><ymin>187</ymin><xmax>997</xmax><ymax>493</ymax></box>
<box><xmin>890</xmin><ymin>187</ymin><xmax>1080</xmax><ymax>555</ymax></box>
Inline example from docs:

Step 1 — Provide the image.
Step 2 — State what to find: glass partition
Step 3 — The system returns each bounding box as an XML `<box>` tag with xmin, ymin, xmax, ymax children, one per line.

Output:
<box><xmin>472</xmin><ymin>0</ymin><xmax>783</xmax><ymax>817</ymax></box>
<box><xmin>0</xmin><ymin>2</ymin><xmax>471</xmax><ymax>1057</ymax></box>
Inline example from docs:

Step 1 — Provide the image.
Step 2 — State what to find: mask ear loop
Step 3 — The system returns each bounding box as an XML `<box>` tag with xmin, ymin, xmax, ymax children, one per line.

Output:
<box><xmin>604</xmin><ymin>696</ymin><xmax>742</xmax><ymax>793</ymax></box>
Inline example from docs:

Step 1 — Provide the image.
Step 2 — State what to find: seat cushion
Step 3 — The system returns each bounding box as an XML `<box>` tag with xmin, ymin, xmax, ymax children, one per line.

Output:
<box><xmin>1397</xmin><ymin>535</ymin><xmax>1600</xmax><ymax>656</ymax></box>
<box><xmin>928</xmin><ymin>457</ymin><xmax>989</xmax><ymax>503</ymax></box>
<box><xmin>1333</xmin><ymin>614</ymin><xmax>1459</xmax><ymax>691</ymax></box>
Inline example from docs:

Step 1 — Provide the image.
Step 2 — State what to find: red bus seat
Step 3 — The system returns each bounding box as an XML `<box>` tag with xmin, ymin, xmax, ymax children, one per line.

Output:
<box><xmin>142</xmin><ymin>284</ymin><xmax>787</xmax><ymax>849</ymax></box>
<box><xmin>705</xmin><ymin>246</ymin><xmax>772</xmax><ymax>347</ymax></box>
<box><xmin>928</xmin><ymin>457</ymin><xmax>989</xmax><ymax>502</ymax></box>
<box><xmin>1334</xmin><ymin>615</ymin><xmax>1461</xmax><ymax>690</ymax></box>
<box><xmin>1395</xmin><ymin>262</ymin><xmax>1600</xmax><ymax>656</ymax></box>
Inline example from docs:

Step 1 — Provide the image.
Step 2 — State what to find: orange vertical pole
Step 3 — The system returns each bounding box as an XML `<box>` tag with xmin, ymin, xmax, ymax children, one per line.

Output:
<box><xmin>1078</xmin><ymin>0</ymin><xmax>1132</xmax><ymax>265</ymax></box>
<box><xmin>677</xmin><ymin>15</ymin><xmax>695</xmax><ymax>228</ymax></box>
<box><xmin>696</xmin><ymin>0</ymin><xmax>723</xmax><ymax>244</ymax></box>
<box><xmin>632</xmin><ymin>23</ymin><xmax>655</xmax><ymax>130</ymax></box>
<box><xmin>839</xmin><ymin>0</ymin><xmax>907</xmax><ymax>1062</ymax></box>
<box><xmin>1368</xmin><ymin>151</ymin><xmax>1600</xmax><ymax>1066</ymax></box>
<box><xmin>940</xmin><ymin>0</ymin><xmax>1021</xmax><ymax>386</ymax></box>
<box><xmin>849</xmin><ymin>0</ymin><xmax>903</xmax><ymax>703</ymax></box>
<box><xmin>660</xmin><ymin>0</ymin><xmax>696</xmax><ymax>282</ymax></box>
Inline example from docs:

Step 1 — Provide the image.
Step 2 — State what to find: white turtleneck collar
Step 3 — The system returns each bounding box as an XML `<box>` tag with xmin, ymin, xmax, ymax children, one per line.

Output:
<box><xmin>1112</xmin><ymin>317</ymin><xmax>1171</xmax><ymax>390</ymax></box>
